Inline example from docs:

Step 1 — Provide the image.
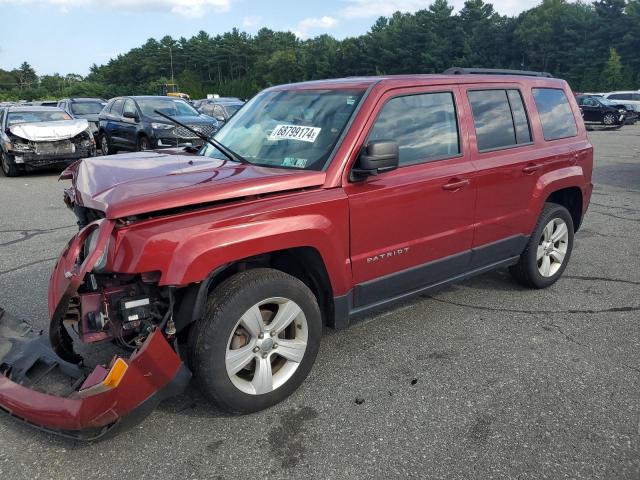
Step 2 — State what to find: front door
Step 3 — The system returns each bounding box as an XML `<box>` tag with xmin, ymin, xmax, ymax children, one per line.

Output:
<box><xmin>344</xmin><ymin>86</ymin><xmax>476</xmax><ymax>308</ymax></box>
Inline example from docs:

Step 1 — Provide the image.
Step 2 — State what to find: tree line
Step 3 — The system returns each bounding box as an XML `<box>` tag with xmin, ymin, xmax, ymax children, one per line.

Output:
<box><xmin>1</xmin><ymin>0</ymin><xmax>639</xmax><ymax>102</ymax></box>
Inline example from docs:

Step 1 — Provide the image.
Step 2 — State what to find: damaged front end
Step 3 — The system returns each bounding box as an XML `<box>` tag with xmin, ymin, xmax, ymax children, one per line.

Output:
<box><xmin>5</xmin><ymin>119</ymin><xmax>96</xmax><ymax>171</ymax></box>
<box><xmin>0</xmin><ymin>219</ymin><xmax>191</xmax><ymax>440</ymax></box>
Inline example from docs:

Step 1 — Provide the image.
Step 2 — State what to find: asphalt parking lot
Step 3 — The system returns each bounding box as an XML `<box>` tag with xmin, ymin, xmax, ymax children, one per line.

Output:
<box><xmin>0</xmin><ymin>127</ymin><xmax>639</xmax><ymax>479</ymax></box>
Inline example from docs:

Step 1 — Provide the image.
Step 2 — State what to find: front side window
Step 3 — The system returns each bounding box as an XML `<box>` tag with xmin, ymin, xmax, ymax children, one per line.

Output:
<box><xmin>202</xmin><ymin>88</ymin><xmax>365</xmax><ymax>171</ymax></box>
<box><xmin>367</xmin><ymin>92</ymin><xmax>460</xmax><ymax>166</ymax></box>
<box><xmin>468</xmin><ymin>89</ymin><xmax>532</xmax><ymax>151</ymax></box>
<box><xmin>123</xmin><ymin>99</ymin><xmax>137</xmax><ymax>117</ymax></box>
<box><xmin>532</xmin><ymin>88</ymin><xmax>578</xmax><ymax>141</ymax></box>
<box><xmin>111</xmin><ymin>99</ymin><xmax>124</xmax><ymax>116</ymax></box>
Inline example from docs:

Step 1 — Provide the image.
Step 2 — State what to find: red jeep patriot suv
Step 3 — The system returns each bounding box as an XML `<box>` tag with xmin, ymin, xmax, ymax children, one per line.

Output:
<box><xmin>0</xmin><ymin>68</ymin><xmax>592</xmax><ymax>439</ymax></box>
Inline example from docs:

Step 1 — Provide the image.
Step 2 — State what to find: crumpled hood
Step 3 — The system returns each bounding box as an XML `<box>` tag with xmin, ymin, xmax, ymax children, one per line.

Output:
<box><xmin>71</xmin><ymin>150</ymin><xmax>326</xmax><ymax>219</ymax></box>
<box><xmin>9</xmin><ymin>119</ymin><xmax>89</xmax><ymax>141</ymax></box>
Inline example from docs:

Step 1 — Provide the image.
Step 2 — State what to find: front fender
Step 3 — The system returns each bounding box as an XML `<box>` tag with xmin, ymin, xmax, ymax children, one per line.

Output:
<box><xmin>110</xmin><ymin>188</ymin><xmax>352</xmax><ymax>295</ymax></box>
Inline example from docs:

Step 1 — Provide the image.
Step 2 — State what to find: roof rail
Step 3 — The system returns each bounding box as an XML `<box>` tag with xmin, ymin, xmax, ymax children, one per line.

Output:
<box><xmin>443</xmin><ymin>67</ymin><xmax>553</xmax><ymax>78</ymax></box>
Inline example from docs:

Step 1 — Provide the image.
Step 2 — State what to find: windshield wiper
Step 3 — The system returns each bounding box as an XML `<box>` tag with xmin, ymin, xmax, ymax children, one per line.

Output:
<box><xmin>153</xmin><ymin>109</ymin><xmax>250</xmax><ymax>165</ymax></box>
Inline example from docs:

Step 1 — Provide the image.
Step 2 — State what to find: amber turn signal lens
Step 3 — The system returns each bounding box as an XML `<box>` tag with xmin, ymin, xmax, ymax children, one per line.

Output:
<box><xmin>103</xmin><ymin>358</ymin><xmax>128</xmax><ymax>389</ymax></box>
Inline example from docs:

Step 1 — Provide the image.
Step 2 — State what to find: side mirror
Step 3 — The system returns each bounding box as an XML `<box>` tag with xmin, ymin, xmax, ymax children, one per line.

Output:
<box><xmin>351</xmin><ymin>140</ymin><xmax>399</xmax><ymax>181</ymax></box>
<box><xmin>123</xmin><ymin>111</ymin><xmax>138</xmax><ymax>121</ymax></box>
<box><xmin>216</xmin><ymin>116</ymin><xmax>225</xmax><ymax>122</ymax></box>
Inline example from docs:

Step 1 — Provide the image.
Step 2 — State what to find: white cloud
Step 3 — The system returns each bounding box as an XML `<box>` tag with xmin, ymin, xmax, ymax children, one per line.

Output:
<box><xmin>339</xmin><ymin>0</ymin><xmax>543</xmax><ymax>19</ymax></box>
<box><xmin>291</xmin><ymin>15</ymin><xmax>338</xmax><ymax>38</ymax></box>
<box><xmin>340</xmin><ymin>0</ymin><xmax>430</xmax><ymax>19</ymax></box>
<box><xmin>242</xmin><ymin>15</ymin><xmax>261</xmax><ymax>28</ymax></box>
<box><xmin>0</xmin><ymin>0</ymin><xmax>231</xmax><ymax>17</ymax></box>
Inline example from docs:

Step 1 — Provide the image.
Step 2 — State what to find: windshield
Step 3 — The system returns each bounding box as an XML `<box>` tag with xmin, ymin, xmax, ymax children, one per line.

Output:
<box><xmin>7</xmin><ymin>110</ymin><xmax>72</xmax><ymax>126</ymax></box>
<box><xmin>137</xmin><ymin>98</ymin><xmax>200</xmax><ymax>117</ymax></box>
<box><xmin>71</xmin><ymin>101</ymin><xmax>105</xmax><ymax>115</ymax></box>
<box><xmin>202</xmin><ymin>89</ymin><xmax>365</xmax><ymax>171</ymax></box>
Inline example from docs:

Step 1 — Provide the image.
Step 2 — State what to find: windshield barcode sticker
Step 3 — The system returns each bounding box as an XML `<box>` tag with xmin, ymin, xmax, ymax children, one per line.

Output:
<box><xmin>269</xmin><ymin>125</ymin><xmax>321</xmax><ymax>143</ymax></box>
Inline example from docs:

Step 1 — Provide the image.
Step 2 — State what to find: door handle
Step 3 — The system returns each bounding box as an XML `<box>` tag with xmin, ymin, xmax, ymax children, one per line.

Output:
<box><xmin>442</xmin><ymin>178</ymin><xmax>470</xmax><ymax>191</ymax></box>
<box><xmin>522</xmin><ymin>164</ymin><xmax>542</xmax><ymax>174</ymax></box>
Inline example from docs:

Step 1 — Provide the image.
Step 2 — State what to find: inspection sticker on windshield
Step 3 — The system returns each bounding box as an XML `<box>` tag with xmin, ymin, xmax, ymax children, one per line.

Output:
<box><xmin>269</xmin><ymin>124</ymin><xmax>321</xmax><ymax>143</ymax></box>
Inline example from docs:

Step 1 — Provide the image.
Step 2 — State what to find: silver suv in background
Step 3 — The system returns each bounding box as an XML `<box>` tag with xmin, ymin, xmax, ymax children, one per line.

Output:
<box><xmin>601</xmin><ymin>91</ymin><xmax>640</xmax><ymax>112</ymax></box>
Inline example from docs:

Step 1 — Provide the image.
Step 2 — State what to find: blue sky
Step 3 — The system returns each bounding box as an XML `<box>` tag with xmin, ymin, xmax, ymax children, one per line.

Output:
<box><xmin>0</xmin><ymin>0</ymin><xmax>541</xmax><ymax>75</ymax></box>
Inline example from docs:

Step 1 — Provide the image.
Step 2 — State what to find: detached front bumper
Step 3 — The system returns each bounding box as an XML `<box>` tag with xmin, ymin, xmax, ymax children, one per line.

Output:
<box><xmin>0</xmin><ymin>219</ymin><xmax>191</xmax><ymax>440</ymax></box>
<box><xmin>0</xmin><ymin>310</ymin><xmax>189</xmax><ymax>440</ymax></box>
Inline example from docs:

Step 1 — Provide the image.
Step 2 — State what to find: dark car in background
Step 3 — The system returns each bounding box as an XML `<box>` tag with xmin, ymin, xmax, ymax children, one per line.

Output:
<box><xmin>576</xmin><ymin>95</ymin><xmax>627</xmax><ymax>126</ymax></box>
<box><xmin>0</xmin><ymin>106</ymin><xmax>95</xmax><ymax>176</ymax></box>
<box><xmin>98</xmin><ymin>96</ymin><xmax>219</xmax><ymax>154</ymax></box>
<box><xmin>58</xmin><ymin>97</ymin><xmax>107</xmax><ymax>139</ymax></box>
<box><xmin>193</xmin><ymin>97</ymin><xmax>245</xmax><ymax>126</ymax></box>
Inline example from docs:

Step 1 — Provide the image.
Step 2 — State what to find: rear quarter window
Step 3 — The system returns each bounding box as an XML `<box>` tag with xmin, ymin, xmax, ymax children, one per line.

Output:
<box><xmin>532</xmin><ymin>88</ymin><xmax>577</xmax><ymax>141</ymax></box>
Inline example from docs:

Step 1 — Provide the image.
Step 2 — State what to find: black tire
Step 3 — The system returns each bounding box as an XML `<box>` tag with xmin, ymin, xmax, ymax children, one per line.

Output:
<box><xmin>188</xmin><ymin>268</ymin><xmax>322</xmax><ymax>414</ymax></box>
<box><xmin>137</xmin><ymin>135</ymin><xmax>151</xmax><ymax>151</ymax></box>
<box><xmin>99</xmin><ymin>132</ymin><xmax>113</xmax><ymax>155</ymax></box>
<box><xmin>509</xmin><ymin>202</ymin><xmax>574</xmax><ymax>289</ymax></box>
<box><xmin>1</xmin><ymin>151</ymin><xmax>21</xmax><ymax>177</ymax></box>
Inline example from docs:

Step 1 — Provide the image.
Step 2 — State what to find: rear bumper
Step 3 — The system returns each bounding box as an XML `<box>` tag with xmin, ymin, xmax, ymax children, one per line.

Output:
<box><xmin>0</xmin><ymin>309</ymin><xmax>190</xmax><ymax>440</ymax></box>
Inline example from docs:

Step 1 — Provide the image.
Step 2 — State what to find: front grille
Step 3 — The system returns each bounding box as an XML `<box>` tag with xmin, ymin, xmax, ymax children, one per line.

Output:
<box><xmin>35</xmin><ymin>140</ymin><xmax>75</xmax><ymax>155</ymax></box>
<box><xmin>174</xmin><ymin>124</ymin><xmax>216</xmax><ymax>139</ymax></box>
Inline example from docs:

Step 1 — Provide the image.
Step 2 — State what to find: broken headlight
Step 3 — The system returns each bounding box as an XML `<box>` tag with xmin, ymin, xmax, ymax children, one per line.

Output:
<box><xmin>85</xmin><ymin>229</ymin><xmax>110</xmax><ymax>273</ymax></box>
<box><xmin>9</xmin><ymin>142</ymin><xmax>33</xmax><ymax>152</ymax></box>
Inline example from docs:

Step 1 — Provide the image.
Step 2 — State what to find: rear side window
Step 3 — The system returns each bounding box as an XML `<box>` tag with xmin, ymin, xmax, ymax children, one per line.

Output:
<box><xmin>532</xmin><ymin>88</ymin><xmax>577</xmax><ymax>140</ymax></box>
<box><xmin>468</xmin><ymin>89</ymin><xmax>532</xmax><ymax>151</ymax></box>
<box><xmin>608</xmin><ymin>93</ymin><xmax>631</xmax><ymax>100</ymax></box>
<box><xmin>367</xmin><ymin>92</ymin><xmax>460</xmax><ymax>166</ymax></box>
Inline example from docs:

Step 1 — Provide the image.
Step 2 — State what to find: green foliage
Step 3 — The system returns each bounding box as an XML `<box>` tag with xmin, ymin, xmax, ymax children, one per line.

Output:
<box><xmin>602</xmin><ymin>47</ymin><xmax>625</xmax><ymax>90</ymax></box>
<box><xmin>1</xmin><ymin>0</ymin><xmax>639</xmax><ymax>101</ymax></box>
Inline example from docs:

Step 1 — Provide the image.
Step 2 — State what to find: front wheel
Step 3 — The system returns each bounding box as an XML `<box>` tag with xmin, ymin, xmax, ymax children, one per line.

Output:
<box><xmin>137</xmin><ymin>135</ymin><xmax>151</xmax><ymax>151</ymax></box>
<box><xmin>99</xmin><ymin>133</ymin><xmax>113</xmax><ymax>155</ymax></box>
<box><xmin>1</xmin><ymin>151</ymin><xmax>21</xmax><ymax>177</ymax></box>
<box><xmin>602</xmin><ymin>113</ymin><xmax>616</xmax><ymax>125</ymax></box>
<box><xmin>509</xmin><ymin>203</ymin><xmax>574</xmax><ymax>289</ymax></box>
<box><xmin>188</xmin><ymin>268</ymin><xmax>322</xmax><ymax>413</ymax></box>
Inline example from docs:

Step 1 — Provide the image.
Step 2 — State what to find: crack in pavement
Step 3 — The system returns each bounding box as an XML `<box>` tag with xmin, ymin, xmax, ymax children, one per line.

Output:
<box><xmin>590</xmin><ymin>209</ymin><xmax>640</xmax><ymax>223</ymax></box>
<box><xmin>425</xmin><ymin>295</ymin><xmax>640</xmax><ymax>315</ymax></box>
<box><xmin>0</xmin><ymin>225</ymin><xmax>75</xmax><ymax>247</ymax></box>
<box><xmin>564</xmin><ymin>275</ymin><xmax>640</xmax><ymax>286</ymax></box>
<box><xmin>0</xmin><ymin>257</ymin><xmax>58</xmax><ymax>277</ymax></box>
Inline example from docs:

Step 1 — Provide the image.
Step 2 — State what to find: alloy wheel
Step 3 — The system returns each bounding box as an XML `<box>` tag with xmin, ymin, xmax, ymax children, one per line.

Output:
<box><xmin>101</xmin><ymin>135</ymin><xmax>109</xmax><ymax>155</ymax></box>
<box><xmin>225</xmin><ymin>297</ymin><xmax>308</xmax><ymax>395</ymax></box>
<box><xmin>603</xmin><ymin>113</ymin><xmax>616</xmax><ymax>125</ymax></box>
<box><xmin>537</xmin><ymin>218</ymin><xmax>569</xmax><ymax>277</ymax></box>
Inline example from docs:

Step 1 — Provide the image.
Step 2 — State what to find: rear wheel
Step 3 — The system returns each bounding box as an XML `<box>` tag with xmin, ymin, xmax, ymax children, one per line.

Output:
<box><xmin>1</xmin><ymin>151</ymin><xmax>21</xmax><ymax>177</ymax></box>
<box><xmin>509</xmin><ymin>203</ymin><xmax>574</xmax><ymax>289</ymax></box>
<box><xmin>188</xmin><ymin>268</ymin><xmax>322</xmax><ymax>413</ymax></box>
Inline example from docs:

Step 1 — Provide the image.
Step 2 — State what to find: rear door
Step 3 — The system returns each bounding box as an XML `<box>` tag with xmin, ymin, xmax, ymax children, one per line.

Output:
<box><xmin>344</xmin><ymin>86</ymin><xmax>476</xmax><ymax>308</ymax></box>
<box><xmin>462</xmin><ymin>85</ymin><xmax>542</xmax><ymax>266</ymax></box>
